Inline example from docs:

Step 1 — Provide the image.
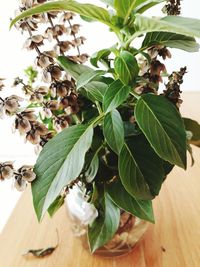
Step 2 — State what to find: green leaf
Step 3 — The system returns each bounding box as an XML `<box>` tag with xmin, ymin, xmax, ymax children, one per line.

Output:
<box><xmin>82</xmin><ymin>81</ymin><xmax>108</xmax><ymax>103</ymax></box>
<box><xmin>11</xmin><ymin>1</ymin><xmax>113</xmax><ymax>29</ymax></box>
<box><xmin>107</xmin><ymin>179</ymin><xmax>154</xmax><ymax>223</ymax></box>
<box><xmin>135</xmin><ymin>94</ymin><xmax>187</xmax><ymax>169</ymax></box>
<box><xmin>135</xmin><ymin>0</ymin><xmax>165</xmax><ymax>14</ymax></box>
<box><xmin>126</xmin><ymin>134</ymin><xmax>166</xmax><ymax>196</ymax></box>
<box><xmin>58</xmin><ymin>56</ymin><xmax>92</xmax><ymax>80</ymax></box>
<box><xmin>103</xmin><ymin>109</ymin><xmax>124</xmax><ymax>154</ymax></box>
<box><xmin>77</xmin><ymin>70</ymin><xmax>106</xmax><ymax>90</ymax></box>
<box><xmin>32</xmin><ymin>124</ymin><xmax>94</xmax><ymax>221</ymax></box>
<box><xmin>127</xmin><ymin>15</ymin><xmax>200</xmax><ymax>45</ymax></box>
<box><xmin>119</xmin><ymin>143</ymin><xmax>152</xmax><ymax>200</ymax></box>
<box><xmin>88</xmin><ymin>191</ymin><xmax>120</xmax><ymax>253</ymax></box>
<box><xmin>48</xmin><ymin>195</ymin><xmax>65</xmax><ymax>217</ymax></box>
<box><xmin>103</xmin><ymin>80</ymin><xmax>131</xmax><ymax>113</ymax></box>
<box><xmin>90</xmin><ymin>49</ymin><xmax>111</xmax><ymax>68</ymax></box>
<box><xmin>124</xmin><ymin>122</ymin><xmax>141</xmax><ymax>137</ymax></box>
<box><xmin>184</xmin><ymin>118</ymin><xmax>200</xmax><ymax>147</ymax></box>
<box><xmin>114</xmin><ymin>51</ymin><xmax>139</xmax><ymax>85</ymax></box>
<box><xmin>85</xmin><ymin>153</ymin><xmax>99</xmax><ymax>183</ymax></box>
<box><xmin>142</xmin><ymin>32</ymin><xmax>199</xmax><ymax>52</ymax></box>
<box><xmin>114</xmin><ymin>0</ymin><xmax>137</xmax><ymax>18</ymax></box>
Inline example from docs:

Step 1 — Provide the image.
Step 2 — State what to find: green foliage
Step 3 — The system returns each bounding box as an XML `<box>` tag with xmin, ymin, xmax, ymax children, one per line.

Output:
<box><xmin>114</xmin><ymin>51</ymin><xmax>139</xmax><ymax>85</ymax></box>
<box><xmin>32</xmin><ymin>124</ymin><xmax>94</xmax><ymax>220</ymax></box>
<box><xmin>24</xmin><ymin>66</ymin><xmax>38</xmax><ymax>85</ymax></box>
<box><xmin>107</xmin><ymin>179</ymin><xmax>155</xmax><ymax>223</ymax></box>
<box><xmin>142</xmin><ymin>32</ymin><xmax>199</xmax><ymax>52</ymax></box>
<box><xmin>88</xmin><ymin>190</ymin><xmax>120</xmax><ymax>253</ymax></box>
<box><xmin>135</xmin><ymin>94</ymin><xmax>187</xmax><ymax>169</ymax></box>
<box><xmin>103</xmin><ymin>109</ymin><xmax>124</xmax><ymax>154</ymax></box>
<box><xmin>103</xmin><ymin>80</ymin><xmax>131</xmax><ymax>113</ymax></box>
<box><xmin>184</xmin><ymin>118</ymin><xmax>200</xmax><ymax>147</ymax></box>
<box><xmin>11</xmin><ymin>0</ymin><xmax>200</xmax><ymax>253</ymax></box>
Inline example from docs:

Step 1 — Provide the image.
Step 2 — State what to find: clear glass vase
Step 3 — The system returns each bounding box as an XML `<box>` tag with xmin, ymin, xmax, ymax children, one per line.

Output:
<box><xmin>65</xmin><ymin>185</ymin><xmax>149</xmax><ymax>257</ymax></box>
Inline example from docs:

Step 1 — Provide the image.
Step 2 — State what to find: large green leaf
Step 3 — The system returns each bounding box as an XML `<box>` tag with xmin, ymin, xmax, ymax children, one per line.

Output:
<box><xmin>135</xmin><ymin>94</ymin><xmax>187</xmax><ymax>169</ymax></box>
<box><xmin>103</xmin><ymin>109</ymin><xmax>124</xmax><ymax>154</ymax></box>
<box><xmin>142</xmin><ymin>32</ymin><xmax>199</xmax><ymax>52</ymax></box>
<box><xmin>58</xmin><ymin>56</ymin><xmax>92</xmax><ymax>80</ymax></box>
<box><xmin>184</xmin><ymin>118</ymin><xmax>200</xmax><ymax>147</ymax></box>
<box><xmin>88</xmin><ymin>191</ymin><xmax>120</xmax><ymax>253</ymax></box>
<box><xmin>83</xmin><ymin>81</ymin><xmax>108</xmax><ymax>103</ymax></box>
<box><xmin>11</xmin><ymin>1</ymin><xmax>114</xmax><ymax>29</ymax></box>
<box><xmin>127</xmin><ymin>15</ymin><xmax>200</xmax><ymax>45</ymax></box>
<box><xmin>114</xmin><ymin>51</ymin><xmax>139</xmax><ymax>85</ymax></box>
<box><xmin>32</xmin><ymin>124</ymin><xmax>93</xmax><ymax>220</ymax></box>
<box><xmin>103</xmin><ymin>80</ymin><xmax>131</xmax><ymax>113</ymax></box>
<box><xmin>77</xmin><ymin>70</ymin><xmax>106</xmax><ymax>90</ymax></box>
<box><xmin>119</xmin><ymin>143</ymin><xmax>152</xmax><ymax>200</ymax></box>
<box><xmin>126</xmin><ymin>134</ymin><xmax>166</xmax><ymax>196</ymax></box>
<box><xmin>107</xmin><ymin>179</ymin><xmax>154</xmax><ymax>222</ymax></box>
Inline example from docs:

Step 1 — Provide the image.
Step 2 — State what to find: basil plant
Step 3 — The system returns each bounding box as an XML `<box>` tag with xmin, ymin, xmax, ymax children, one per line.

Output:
<box><xmin>11</xmin><ymin>0</ymin><xmax>200</xmax><ymax>253</ymax></box>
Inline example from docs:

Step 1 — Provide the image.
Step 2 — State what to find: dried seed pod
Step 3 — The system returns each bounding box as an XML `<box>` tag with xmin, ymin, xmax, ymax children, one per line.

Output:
<box><xmin>59</xmin><ymin>12</ymin><xmax>74</xmax><ymax>22</ymax></box>
<box><xmin>46</xmin><ymin>100</ymin><xmax>60</xmax><ymax>111</ymax></box>
<box><xmin>15</xmin><ymin>117</ymin><xmax>32</xmax><ymax>134</ymax></box>
<box><xmin>26</xmin><ymin>130</ymin><xmax>41</xmax><ymax>144</ymax></box>
<box><xmin>14</xmin><ymin>175</ymin><xmax>27</xmax><ymax>191</ymax></box>
<box><xmin>19</xmin><ymin>166</ymin><xmax>36</xmax><ymax>182</ymax></box>
<box><xmin>0</xmin><ymin>163</ymin><xmax>14</xmax><ymax>180</ymax></box>
<box><xmin>24</xmin><ymin>35</ymin><xmax>44</xmax><ymax>50</ymax></box>
<box><xmin>48</xmin><ymin>65</ymin><xmax>62</xmax><ymax>81</ymax></box>
<box><xmin>4</xmin><ymin>95</ymin><xmax>22</xmax><ymax>114</ymax></box>
<box><xmin>71</xmin><ymin>24</ymin><xmax>81</xmax><ymax>34</ymax></box>
<box><xmin>21</xmin><ymin>110</ymin><xmax>37</xmax><ymax>122</ymax></box>
<box><xmin>34</xmin><ymin>122</ymin><xmax>49</xmax><ymax>136</ymax></box>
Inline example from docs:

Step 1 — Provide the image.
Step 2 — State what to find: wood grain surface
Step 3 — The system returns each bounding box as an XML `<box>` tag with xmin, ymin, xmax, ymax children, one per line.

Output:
<box><xmin>0</xmin><ymin>92</ymin><xmax>200</xmax><ymax>267</ymax></box>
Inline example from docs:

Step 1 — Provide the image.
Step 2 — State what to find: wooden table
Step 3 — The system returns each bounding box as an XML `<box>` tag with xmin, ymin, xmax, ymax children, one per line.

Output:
<box><xmin>0</xmin><ymin>93</ymin><xmax>200</xmax><ymax>267</ymax></box>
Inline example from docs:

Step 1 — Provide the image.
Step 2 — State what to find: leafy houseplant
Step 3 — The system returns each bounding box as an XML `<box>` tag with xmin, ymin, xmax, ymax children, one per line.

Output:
<box><xmin>9</xmin><ymin>0</ymin><xmax>200</xmax><ymax>254</ymax></box>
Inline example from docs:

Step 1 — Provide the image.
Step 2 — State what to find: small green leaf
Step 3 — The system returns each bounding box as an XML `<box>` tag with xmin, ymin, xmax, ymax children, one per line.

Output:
<box><xmin>103</xmin><ymin>80</ymin><xmax>131</xmax><ymax>113</ymax></box>
<box><xmin>11</xmin><ymin>1</ymin><xmax>113</xmax><ymax>29</ymax></box>
<box><xmin>90</xmin><ymin>49</ymin><xmax>111</xmax><ymax>68</ymax></box>
<box><xmin>184</xmin><ymin>118</ymin><xmax>200</xmax><ymax>147</ymax></box>
<box><xmin>32</xmin><ymin>124</ymin><xmax>93</xmax><ymax>221</ymax></box>
<box><xmin>135</xmin><ymin>94</ymin><xmax>187</xmax><ymax>169</ymax></box>
<box><xmin>103</xmin><ymin>109</ymin><xmax>124</xmax><ymax>154</ymax></box>
<box><xmin>58</xmin><ymin>56</ymin><xmax>92</xmax><ymax>80</ymax></box>
<box><xmin>77</xmin><ymin>70</ymin><xmax>106</xmax><ymax>90</ymax></box>
<box><xmin>48</xmin><ymin>195</ymin><xmax>65</xmax><ymax>217</ymax></box>
<box><xmin>107</xmin><ymin>179</ymin><xmax>155</xmax><ymax>223</ymax></box>
<box><xmin>135</xmin><ymin>0</ymin><xmax>165</xmax><ymax>14</ymax></box>
<box><xmin>114</xmin><ymin>51</ymin><xmax>139</xmax><ymax>85</ymax></box>
<box><xmin>88</xmin><ymin>191</ymin><xmax>120</xmax><ymax>253</ymax></box>
<box><xmin>119</xmin><ymin>143</ymin><xmax>152</xmax><ymax>200</ymax></box>
<box><xmin>142</xmin><ymin>32</ymin><xmax>199</xmax><ymax>53</ymax></box>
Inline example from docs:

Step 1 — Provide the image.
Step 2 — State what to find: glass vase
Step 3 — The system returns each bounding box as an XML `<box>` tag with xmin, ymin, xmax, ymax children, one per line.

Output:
<box><xmin>65</xmin><ymin>185</ymin><xmax>149</xmax><ymax>257</ymax></box>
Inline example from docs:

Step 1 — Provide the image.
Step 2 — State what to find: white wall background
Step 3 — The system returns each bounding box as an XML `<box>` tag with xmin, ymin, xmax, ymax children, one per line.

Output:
<box><xmin>0</xmin><ymin>0</ymin><xmax>200</xmax><ymax>232</ymax></box>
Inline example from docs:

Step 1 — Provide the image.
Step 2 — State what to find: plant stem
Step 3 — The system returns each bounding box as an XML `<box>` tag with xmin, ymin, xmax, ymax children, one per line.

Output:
<box><xmin>95</xmin><ymin>101</ymin><xmax>103</xmax><ymax>115</ymax></box>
